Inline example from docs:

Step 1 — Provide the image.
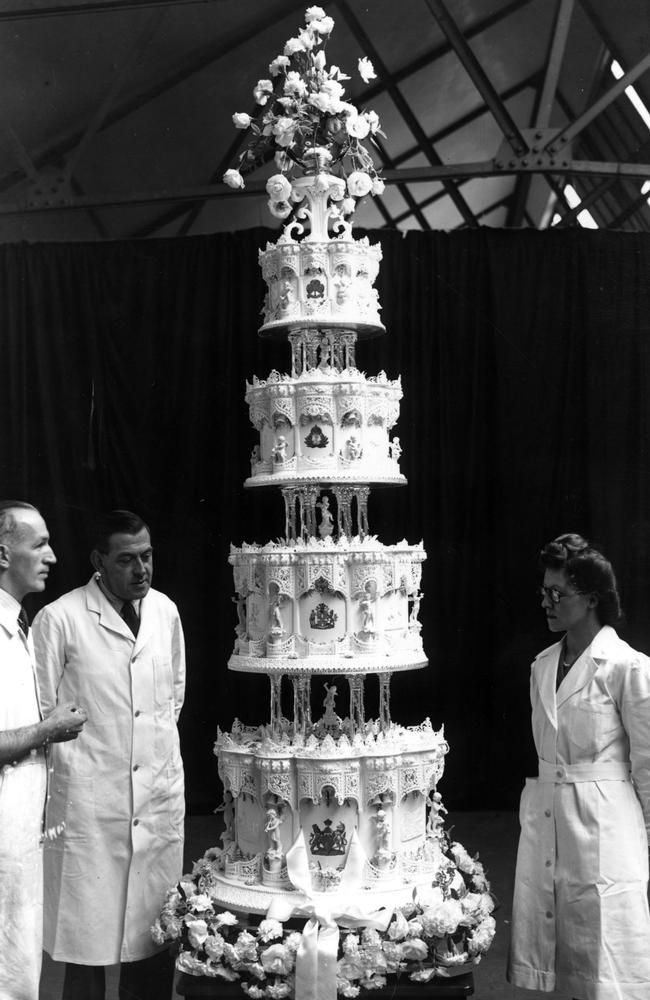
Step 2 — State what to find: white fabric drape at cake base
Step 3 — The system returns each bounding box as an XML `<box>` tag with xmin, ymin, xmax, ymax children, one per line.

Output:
<box><xmin>0</xmin><ymin>605</ymin><xmax>47</xmax><ymax>1000</ymax></box>
<box><xmin>507</xmin><ymin>625</ymin><xmax>650</xmax><ymax>1000</ymax></box>
<box><xmin>33</xmin><ymin>578</ymin><xmax>185</xmax><ymax>965</ymax></box>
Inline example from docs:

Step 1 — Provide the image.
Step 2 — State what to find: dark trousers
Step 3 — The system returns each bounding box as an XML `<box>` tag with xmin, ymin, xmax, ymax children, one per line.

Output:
<box><xmin>62</xmin><ymin>949</ymin><xmax>175</xmax><ymax>1000</ymax></box>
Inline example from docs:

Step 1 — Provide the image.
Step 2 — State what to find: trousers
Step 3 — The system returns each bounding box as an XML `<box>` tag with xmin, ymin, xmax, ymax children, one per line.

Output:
<box><xmin>61</xmin><ymin>950</ymin><xmax>175</xmax><ymax>1000</ymax></box>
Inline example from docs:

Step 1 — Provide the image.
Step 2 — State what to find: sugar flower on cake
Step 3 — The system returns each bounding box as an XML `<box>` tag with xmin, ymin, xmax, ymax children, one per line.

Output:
<box><xmin>222</xmin><ymin>6</ymin><xmax>384</xmax><ymax>217</ymax></box>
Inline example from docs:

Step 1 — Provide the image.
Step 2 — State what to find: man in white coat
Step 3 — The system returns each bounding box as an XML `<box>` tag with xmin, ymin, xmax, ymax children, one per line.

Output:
<box><xmin>0</xmin><ymin>500</ymin><xmax>86</xmax><ymax>1000</ymax></box>
<box><xmin>33</xmin><ymin>509</ymin><xmax>186</xmax><ymax>1000</ymax></box>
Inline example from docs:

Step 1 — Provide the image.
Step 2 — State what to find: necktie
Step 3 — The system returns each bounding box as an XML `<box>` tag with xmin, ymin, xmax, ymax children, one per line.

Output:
<box><xmin>120</xmin><ymin>601</ymin><xmax>140</xmax><ymax>638</ymax></box>
<box><xmin>17</xmin><ymin>606</ymin><xmax>29</xmax><ymax>638</ymax></box>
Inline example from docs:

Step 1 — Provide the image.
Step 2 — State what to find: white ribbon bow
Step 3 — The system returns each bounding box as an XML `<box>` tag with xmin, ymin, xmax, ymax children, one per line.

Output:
<box><xmin>266</xmin><ymin>831</ymin><xmax>393</xmax><ymax>1000</ymax></box>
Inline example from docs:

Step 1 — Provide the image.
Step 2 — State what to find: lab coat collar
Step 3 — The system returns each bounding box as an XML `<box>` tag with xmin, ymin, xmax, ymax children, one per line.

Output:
<box><xmin>534</xmin><ymin>625</ymin><xmax>618</xmax><ymax>718</ymax></box>
<box><xmin>533</xmin><ymin>640</ymin><xmax>562</xmax><ymax>728</ymax></box>
<box><xmin>84</xmin><ymin>576</ymin><xmax>154</xmax><ymax>650</ymax></box>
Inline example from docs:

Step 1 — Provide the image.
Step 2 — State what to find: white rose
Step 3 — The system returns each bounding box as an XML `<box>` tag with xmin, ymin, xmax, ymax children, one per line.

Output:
<box><xmin>186</xmin><ymin>918</ymin><xmax>209</xmax><ymax>948</ymax></box>
<box><xmin>214</xmin><ymin>910</ymin><xmax>238</xmax><ymax>927</ymax></box>
<box><xmin>347</xmin><ymin>171</ymin><xmax>373</xmax><ymax>197</ymax></box>
<box><xmin>223</xmin><ymin>169</ymin><xmax>245</xmax><ymax>190</ymax></box>
<box><xmin>400</xmin><ymin>938</ymin><xmax>429</xmax><ymax>962</ymax></box>
<box><xmin>371</xmin><ymin>177</ymin><xmax>385</xmax><ymax>196</ymax></box>
<box><xmin>232</xmin><ymin>112</ymin><xmax>251</xmax><ymax>129</ymax></box>
<box><xmin>358</xmin><ymin>57</ymin><xmax>376</xmax><ymax>83</ymax></box>
<box><xmin>345</xmin><ymin>113</ymin><xmax>370</xmax><ymax>139</ymax></box>
<box><xmin>340</xmin><ymin>197</ymin><xmax>356</xmax><ymax>215</ymax></box>
<box><xmin>266</xmin><ymin>174</ymin><xmax>292</xmax><ymax>201</ymax></box>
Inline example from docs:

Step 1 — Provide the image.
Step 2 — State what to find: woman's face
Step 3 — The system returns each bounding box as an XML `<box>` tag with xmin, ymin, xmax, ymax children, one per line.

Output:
<box><xmin>540</xmin><ymin>567</ymin><xmax>595</xmax><ymax>634</ymax></box>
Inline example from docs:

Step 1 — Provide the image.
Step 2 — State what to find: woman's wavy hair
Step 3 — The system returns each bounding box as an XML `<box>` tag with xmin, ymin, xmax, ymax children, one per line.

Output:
<box><xmin>538</xmin><ymin>532</ymin><xmax>623</xmax><ymax>627</ymax></box>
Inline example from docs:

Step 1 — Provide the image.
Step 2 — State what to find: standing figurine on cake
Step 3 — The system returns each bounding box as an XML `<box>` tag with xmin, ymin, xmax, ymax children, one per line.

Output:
<box><xmin>508</xmin><ymin>533</ymin><xmax>650</xmax><ymax>999</ymax></box>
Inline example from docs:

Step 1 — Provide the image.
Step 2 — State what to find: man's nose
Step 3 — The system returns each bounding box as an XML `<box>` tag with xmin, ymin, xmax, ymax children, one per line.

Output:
<box><xmin>45</xmin><ymin>547</ymin><xmax>57</xmax><ymax>564</ymax></box>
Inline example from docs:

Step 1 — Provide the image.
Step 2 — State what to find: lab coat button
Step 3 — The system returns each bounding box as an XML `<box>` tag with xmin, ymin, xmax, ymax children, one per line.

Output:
<box><xmin>545</xmin><ymin>910</ymin><xmax>553</xmax><ymax>918</ymax></box>
<box><xmin>133</xmin><ymin>818</ymin><xmax>139</xmax><ymax>826</ymax></box>
<box><xmin>134</xmin><ymin>710</ymin><xmax>141</xmax><ymax>717</ymax></box>
<box><xmin>545</xmin><ymin>860</ymin><xmax>552</xmax><ymax>867</ymax></box>
<box><xmin>556</xmin><ymin>768</ymin><xmax>564</xmax><ymax>779</ymax></box>
<box><xmin>544</xmin><ymin>809</ymin><xmax>551</xmax><ymax>817</ymax></box>
<box><xmin>133</xmin><ymin>764</ymin><xmax>139</xmax><ymax>772</ymax></box>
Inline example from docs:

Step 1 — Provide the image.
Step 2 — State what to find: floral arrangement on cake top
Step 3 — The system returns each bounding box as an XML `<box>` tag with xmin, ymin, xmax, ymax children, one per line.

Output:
<box><xmin>152</xmin><ymin>830</ymin><xmax>496</xmax><ymax>998</ymax></box>
<box><xmin>222</xmin><ymin>5</ymin><xmax>385</xmax><ymax>219</ymax></box>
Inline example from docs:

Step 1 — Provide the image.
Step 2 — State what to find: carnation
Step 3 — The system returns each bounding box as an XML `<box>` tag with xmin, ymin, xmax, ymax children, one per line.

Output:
<box><xmin>358</xmin><ymin>57</ymin><xmax>376</xmax><ymax>83</ymax></box>
<box><xmin>468</xmin><ymin>915</ymin><xmax>496</xmax><ymax>955</ymax></box>
<box><xmin>260</xmin><ymin>943</ymin><xmax>294</xmax><ymax>976</ymax></box>
<box><xmin>204</xmin><ymin>933</ymin><xmax>226</xmax><ymax>960</ymax></box>
<box><xmin>253</xmin><ymin>79</ymin><xmax>274</xmax><ymax>104</ymax></box>
<box><xmin>400</xmin><ymin>938</ymin><xmax>429</xmax><ymax>962</ymax></box>
<box><xmin>421</xmin><ymin>898</ymin><xmax>464</xmax><ymax>937</ymax></box>
<box><xmin>258</xmin><ymin>918</ymin><xmax>284</xmax><ymax>942</ymax></box>
<box><xmin>284</xmin><ymin>36</ymin><xmax>305</xmax><ymax>56</ymax></box>
<box><xmin>409</xmin><ymin>967</ymin><xmax>437</xmax><ymax>983</ymax></box>
<box><xmin>215</xmin><ymin>911</ymin><xmax>239</xmax><ymax>928</ymax></box>
<box><xmin>243</xmin><ymin>986</ymin><xmax>266</xmax><ymax>1000</ymax></box>
<box><xmin>266</xmin><ymin>983</ymin><xmax>292</xmax><ymax>999</ymax></box>
<box><xmin>312</xmin><ymin>15</ymin><xmax>334</xmax><ymax>33</ymax></box>
<box><xmin>305</xmin><ymin>5</ymin><xmax>326</xmax><ymax>22</ymax></box>
<box><xmin>269</xmin><ymin>55</ymin><xmax>290</xmax><ymax>76</ymax></box>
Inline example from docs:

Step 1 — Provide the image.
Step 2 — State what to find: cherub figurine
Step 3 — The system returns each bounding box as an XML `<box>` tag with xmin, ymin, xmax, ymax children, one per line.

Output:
<box><xmin>317</xmin><ymin>495</ymin><xmax>334</xmax><ymax>538</ymax></box>
<box><xmin>390</xmin><ymin>436</ymin><xmax>402</xmax><ymax>461</ymax></box>
<box><xmin>273</xmin><ymin>436</ymin><xmax>288</xmax><ymax>464</ymax></box>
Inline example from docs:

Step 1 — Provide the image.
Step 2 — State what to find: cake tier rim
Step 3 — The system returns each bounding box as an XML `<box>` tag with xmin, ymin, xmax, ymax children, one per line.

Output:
<box><xmin>258</xmin><ymin>318</ymin><xmax>386</xmax><ymax>341</ymax></box>
<box><xmin>203</xmin><ymin>872</ymin><xmax>437</xmax><ymax>916</ymax></box>
<box><xmin>244</xmin><ymin>472</ymin><xmax>407</xmax><ymax>488</ymax></box>
<box><xmin>227</xmin><ymin>653</ymin><xmax>429</xmax><ymax>675</ymax></box>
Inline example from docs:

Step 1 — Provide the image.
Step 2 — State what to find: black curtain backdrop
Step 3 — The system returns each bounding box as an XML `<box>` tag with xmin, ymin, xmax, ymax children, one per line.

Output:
<box><xmin>2</xmin><ymin>227</ymin><xmax>650</xmax><ymax>812</ymax></box>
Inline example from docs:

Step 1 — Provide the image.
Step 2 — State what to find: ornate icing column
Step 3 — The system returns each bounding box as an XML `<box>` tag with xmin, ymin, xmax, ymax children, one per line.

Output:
<box><xmin>281</xmin><ymin>487</ymin><xmax>300</xmax><ymax>541</ymax></box>
<box><xmin>292</xmin><ymin>675</ymin><xmax>312</xmax><ymax>736</ymax></box>
<box><xmin>378</xmin><ymin>671</ymin><xmax>392</xmax><ymax>730</ymax></box>
<box><xmin>354</xmin><ymin>486</ymin><xmax>370</xmax><ymax>537</ymax></box>
<box><xmin>302</xmin><ymin>485</ymin><xmax>320</xmax><ymax>539</ymax></box>
<box><xmin>332</xmin><ymin>485</ymin><xmax>354</xmax><ymax>537</ymax></box>
<box><xmin>347</xmin><ymin>673</ymin><xmax>366</xmax><ymax>736</ymax></box>
<box><xmin>269</xmin><ymin>674</ymin><xmax>283</xmax><ymax>733</ymax></box>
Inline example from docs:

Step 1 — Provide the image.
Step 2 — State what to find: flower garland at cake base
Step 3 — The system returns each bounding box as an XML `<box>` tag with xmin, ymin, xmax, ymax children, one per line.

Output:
<box><xmin>152</xmin><ymin>834</ymin><xmax>496</xmax><ymax>998</ymax></box>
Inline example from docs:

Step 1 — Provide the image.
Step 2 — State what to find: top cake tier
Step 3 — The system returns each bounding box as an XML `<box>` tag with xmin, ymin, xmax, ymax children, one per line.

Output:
<box><xmin>258</xmin><ymin>174</ymin><xmax>384</xmax><ymax>339</ymax></box>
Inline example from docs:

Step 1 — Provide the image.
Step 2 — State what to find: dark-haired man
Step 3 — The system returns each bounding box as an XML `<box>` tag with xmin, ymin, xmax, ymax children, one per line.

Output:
<box><xmin>0</xmin><ymin>500</ymin><xmax>86</xmax><ymax>1000</ymax></box>
<box><xmin>33</xmin><ymin>509</ymin><xmax>185</xmax><ymax>1000</ymax></box>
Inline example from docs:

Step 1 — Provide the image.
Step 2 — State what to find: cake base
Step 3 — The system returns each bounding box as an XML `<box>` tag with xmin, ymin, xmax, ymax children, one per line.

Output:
<box><xmin>204</xmin><ymin>870</ymin><xmax>434</xmax><ymax>916</ymax></box>
<box><xmin>176</xmin><ymin>973</ymin><xmax>475</xmax><ymax>997</ymax></box>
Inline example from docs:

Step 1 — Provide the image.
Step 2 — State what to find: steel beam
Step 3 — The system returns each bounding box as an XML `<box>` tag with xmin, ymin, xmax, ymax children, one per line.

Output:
<box><xmin>425</xmin><ymin>0</ymin><xmax>530</xmax><ymax>157</ymax></box>
<box><xmin>335</xmin><ymin>0</ymin><xmax>479</xmax><ymax>228</ymax></box>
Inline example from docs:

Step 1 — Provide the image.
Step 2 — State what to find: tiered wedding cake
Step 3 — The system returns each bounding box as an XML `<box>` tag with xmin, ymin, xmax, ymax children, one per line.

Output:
<box><xmin>154</xmin><ymin>9</ymin><xmax>494</xmax><ymax>994</ymax></box>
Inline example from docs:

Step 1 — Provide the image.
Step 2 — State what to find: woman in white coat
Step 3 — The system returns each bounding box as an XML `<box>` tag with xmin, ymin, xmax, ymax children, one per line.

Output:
<box><xmin>507</xmin><ymin>533</ymin><xmax>650</xmax><ymax>1000</ymax></box>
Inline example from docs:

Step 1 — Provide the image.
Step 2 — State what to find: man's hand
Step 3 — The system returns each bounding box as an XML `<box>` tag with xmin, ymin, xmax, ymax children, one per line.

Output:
<box><xmin>44</xmin><ymin>702</ymin><xmax>87</xmax><ymax>743</ymax></box>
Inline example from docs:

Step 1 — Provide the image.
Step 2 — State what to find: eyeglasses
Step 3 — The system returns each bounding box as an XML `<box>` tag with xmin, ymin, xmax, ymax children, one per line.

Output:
<box><xmin>538</xmin><ymin>586</ymin><xmax>582</xmax><ymax>604</ymax></box>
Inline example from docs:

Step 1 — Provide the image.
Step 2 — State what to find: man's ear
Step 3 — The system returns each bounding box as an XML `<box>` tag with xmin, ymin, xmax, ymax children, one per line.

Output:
<box><xmin>90</xmin><ymin>549</ymin><xmax>103</xmax><ymax>574</ymax></box>
<box><xmin>0</xmin><ymin>543</ymin><xmax>10</xmax><ymax>570</ymax></box>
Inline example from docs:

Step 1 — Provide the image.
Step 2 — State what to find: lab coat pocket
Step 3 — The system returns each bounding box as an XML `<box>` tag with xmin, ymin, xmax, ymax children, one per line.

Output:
<box><xmin>46</xmin><ymin>775</ymin><xmax>95</xmax><ymax>843</ymax></box>
<box><xmin>519</xmin><ymin>778</ymin><xmax>536</xmax><ymax>826</ymax></box>
<box><xmin>569</xmin><ymin>702</ymin><xmax>621</xmax><ymax>753</ymax></box>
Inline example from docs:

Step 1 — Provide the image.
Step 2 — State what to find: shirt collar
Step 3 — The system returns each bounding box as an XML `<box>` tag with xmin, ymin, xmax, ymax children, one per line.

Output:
<box><xmin>0</xmin><ymin>586</ymin><xmax>23</xmax><ymax>636</ymax></box>
<box><xmin>95</xmin><ymin>576</ymin><xmax>140</xmax><ymax>615</ymax></box>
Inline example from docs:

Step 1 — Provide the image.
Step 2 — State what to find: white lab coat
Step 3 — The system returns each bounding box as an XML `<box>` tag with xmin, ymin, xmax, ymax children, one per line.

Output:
<box><xmin>0</xmin><ymin>597</ymin><xmax>47</xmax><ymax>1000</ymax></box>
<box><xmin>508</xmin><ymin>625</ymin><xmax>650</xmax><ymax>999</ymax></box>
<box><xmin>33</xmin><ymin>577</ymin><xmax>185</xmax><ymax>965</ymax></box>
